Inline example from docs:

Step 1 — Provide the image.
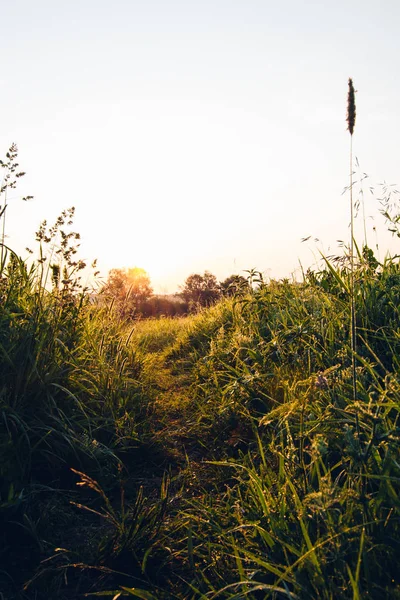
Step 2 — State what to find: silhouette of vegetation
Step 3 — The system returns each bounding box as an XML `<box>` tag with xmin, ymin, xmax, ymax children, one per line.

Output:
<box><xmin>180</xmin><ymin>270</ymin><xmax>221</xmax><ymax>310</ymax></box>
<box><xmin>100</xmin><ymin>266</ymin><xmax>153</xmax><ymax>317</ymax></box>
<box><xmin>100</xmin><ymin>270</ymin><xmax>253</xmax><ymax>319</ymax></box>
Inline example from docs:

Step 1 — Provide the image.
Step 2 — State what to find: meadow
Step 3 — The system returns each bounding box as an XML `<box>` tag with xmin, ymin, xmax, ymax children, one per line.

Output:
<box><xmin>2</xmin><ymin>208</ymin><xmax>400</xmax><ymax>599</ymax></box>
<box><xmin>2</xmin><ymin>86</ymin><xmax>400</xmax><ymax>597</ymax></box>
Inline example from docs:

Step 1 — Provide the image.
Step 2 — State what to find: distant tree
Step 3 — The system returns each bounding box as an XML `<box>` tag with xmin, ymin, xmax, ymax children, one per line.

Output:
<box><xmin>101</xmin><ymin>267</ymin><xmax>153</xmax><ymax>317</ymax></box>
<box><xmin>125</xmin><ymin>267</ymin><xmax>153</xmax><ymax>305</ymax></box>
<box><xmin>181</xmin><ymin>271</ymin><xmax>221</xmax><ymax>309</ymax></box>
<box><xmin>220</xmin><ymin>274</ymin><xmax>250</xmax><ymax>297</ymax></box>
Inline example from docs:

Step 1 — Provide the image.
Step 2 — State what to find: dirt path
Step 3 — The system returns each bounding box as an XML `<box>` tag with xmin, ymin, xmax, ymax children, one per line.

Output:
<box><xmin>143</xmin><ymin>352</ymin><xmax>196</xmax><ymax>464</ymax></box>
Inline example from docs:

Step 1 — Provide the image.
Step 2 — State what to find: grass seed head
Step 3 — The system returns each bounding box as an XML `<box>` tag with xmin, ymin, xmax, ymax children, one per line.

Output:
<box><xmin>347</xmin><ymin>78</ymin><xmax>356</xmax><ymax>135</ymax></box>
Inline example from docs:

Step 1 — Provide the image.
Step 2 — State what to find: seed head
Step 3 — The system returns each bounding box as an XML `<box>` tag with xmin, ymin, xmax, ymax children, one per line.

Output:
<box><xmin>347</xmin><ymin>78</ymin><xmax>356</xmax><ymax>136</ymax></box>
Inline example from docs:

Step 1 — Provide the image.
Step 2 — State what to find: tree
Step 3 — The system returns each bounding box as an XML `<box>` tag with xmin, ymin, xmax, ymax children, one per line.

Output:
<box><xmin>219</xmin><ymin>274</ymin><xmax>250</xmax><ymax>297</ymax></box>
<box><xmin>125</xmin><ymin>267</ymin><xmax>153</xmax><ymax>305</ymax></box>
<box><xmin>180</xmin><ymin>271</ymin><xmax>221</xmax><ymax>309</ymax></box>
<box><xmin>101</xmin><ymin>267</ymin><xmax>153</xmax><ymax>317</ymax></box>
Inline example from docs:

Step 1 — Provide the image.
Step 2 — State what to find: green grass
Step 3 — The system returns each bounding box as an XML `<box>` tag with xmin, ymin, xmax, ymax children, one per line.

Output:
<box><xmin>2</xmin><ymin>227</ymin><xmax>400</xmax><ymax>599</ymax></box>
<box><xmin>2</xmin><ymin>151</ymin><xmax>400</xmax><ymax>599</ymax></box>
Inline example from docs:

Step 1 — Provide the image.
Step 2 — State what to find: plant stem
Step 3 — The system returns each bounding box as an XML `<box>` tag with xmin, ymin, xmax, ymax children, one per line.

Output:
<box><xmin>350</xmin><ymin>129</ymin><xmax>361</xmax><ymax>459</ymax></box>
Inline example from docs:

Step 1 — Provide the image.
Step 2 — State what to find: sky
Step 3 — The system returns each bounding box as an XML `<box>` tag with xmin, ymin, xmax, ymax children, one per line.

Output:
<box><xmin>1</xmin><ymin>0</ymin><xmax>400</xmax><ymax>293</ymax></box>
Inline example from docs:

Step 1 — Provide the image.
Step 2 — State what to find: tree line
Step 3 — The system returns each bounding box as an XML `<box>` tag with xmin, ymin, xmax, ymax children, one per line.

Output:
<box><xmin>99</xmin><ymin>268</ymin><xmax>249</xmax><ymax>318</ymax></box>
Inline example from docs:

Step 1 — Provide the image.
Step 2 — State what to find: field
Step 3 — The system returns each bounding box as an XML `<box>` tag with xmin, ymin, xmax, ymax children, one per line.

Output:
<box><xmin>2</xmin><ymin>100</ymin><xmax>400</xmax><ymax>598</ymax></box>
<box><xmin>2</xmin><ymin>221</ymin><xmax>400</xmax><ymax>599</ymax></box>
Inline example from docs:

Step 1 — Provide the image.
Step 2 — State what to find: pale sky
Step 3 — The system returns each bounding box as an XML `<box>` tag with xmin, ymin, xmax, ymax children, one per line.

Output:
<box><xmin>1</xmin><ymin>0</ymin><xmax>399</xmax><ymax>292</ymax></box>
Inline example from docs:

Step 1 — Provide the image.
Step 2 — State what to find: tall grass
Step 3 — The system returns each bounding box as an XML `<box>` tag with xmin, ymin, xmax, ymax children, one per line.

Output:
<box><xmin>2</xmin><ymin>79</ymin><xmax>400</xmax><ymax>599</ymax></box>
<box><xmin>347</xmin><ymin>78</ymin><xmax>359</xmax><ymax>456</ymax></box>
<box><xmin>0</xmin><ymin>157</ymin><xmax>152</xmax><ymax>596</ymax></box>
<box><xmin>147</xmin><ymin>260</ymin><xmax>400</xmax><ymax>599</ymax></box>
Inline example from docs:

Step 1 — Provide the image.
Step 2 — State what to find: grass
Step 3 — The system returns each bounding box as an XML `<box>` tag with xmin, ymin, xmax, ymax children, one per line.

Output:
<box><xmin>2</xmin><ymin>87</ymin><xmax>400</xmax><ymax>598</ymax></box>
<box><xmin>3</xmin><ymin>226</ymin><xmax>400</xmax><ymax>599</ymax></box>
<box><xmin>0</xmin><ymin>261</ymin><xmax>399</xmax><ymax>598</ymax></box>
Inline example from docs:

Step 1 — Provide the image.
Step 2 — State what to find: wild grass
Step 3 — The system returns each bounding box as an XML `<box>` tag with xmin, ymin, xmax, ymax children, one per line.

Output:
<box><xmin>2</xmin><ymin>234</ymin><xmax>400</xmax><ymax>600</ymax></box>
<box><xmin>139</xmin><ymin>260</ymin><xmax>400</xmax><ymax>600</ymax></box>
<box><xmin>2</xmin><ymin>83</ymin><xmax>400</xmax><ymax>598</ymax></box>
<box><xmin>0</xmin><ymin>191</ymin><xmax>151</xmax><ymax>596</ymax></box>
<box><xmin>129</xmin><ymin>316</ymin><xmax>191</xmax><ymax>355</ymax></box>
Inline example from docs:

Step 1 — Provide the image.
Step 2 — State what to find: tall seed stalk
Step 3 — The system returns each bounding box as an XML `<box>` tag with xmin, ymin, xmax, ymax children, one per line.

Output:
<box><xmin>346</xmin><ymin>79</ymin><xmax>359</xmax><ymax>432</ymax></box>
<box><xmin>0</xmin><ymin>144</ymin><xmax>32</xmax><ymax>268</ymax></box>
